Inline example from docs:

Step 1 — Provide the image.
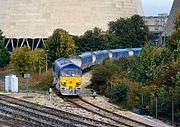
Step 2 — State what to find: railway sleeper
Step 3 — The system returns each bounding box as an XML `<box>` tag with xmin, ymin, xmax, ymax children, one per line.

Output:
<box><xmin>0</xmin><ymin>101</ymin><xmax>75</xmax><ymax>127</ymax></box>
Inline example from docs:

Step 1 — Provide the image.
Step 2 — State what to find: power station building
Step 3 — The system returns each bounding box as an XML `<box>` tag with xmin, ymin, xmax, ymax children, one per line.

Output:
<box><xmin>163</xmin><ymin>0</ymin><xmax>180</xmax><ymax>36</ymax></box>
<box><xmin>0</xmin><ymin>0</ymin><xmax>143</xmax><ymax>50</ymax></box>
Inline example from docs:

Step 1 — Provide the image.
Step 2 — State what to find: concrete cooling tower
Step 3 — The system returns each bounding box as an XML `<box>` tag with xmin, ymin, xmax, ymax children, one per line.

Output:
<box><xmin>0</xmin><ymin>0</ymin><xmax>143</xmax><ymax>50</ymax></box>
<box><xmin>163</xmin><ymin>0</ymin><xmax>180</xmax><ymax>36</ymax></box>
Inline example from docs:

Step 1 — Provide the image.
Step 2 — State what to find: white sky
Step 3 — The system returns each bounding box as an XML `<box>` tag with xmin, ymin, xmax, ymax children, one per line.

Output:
<box><xmin>142</xmin><ymin>0</ymin><xmax>174</xmax><ymax>16</ymax></box>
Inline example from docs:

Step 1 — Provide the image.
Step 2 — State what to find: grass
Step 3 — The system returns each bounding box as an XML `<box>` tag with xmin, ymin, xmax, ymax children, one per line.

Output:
<box><xmin>18</xmin><ymin>71</ymin><xmax>53</xmax><ymax>93</ymax></box>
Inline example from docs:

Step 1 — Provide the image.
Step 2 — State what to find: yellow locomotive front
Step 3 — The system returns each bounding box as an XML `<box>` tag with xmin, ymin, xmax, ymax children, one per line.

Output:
<box><xmin>60</xmin><ymin>68</ymin><xmax>82</xmax><ymax>95</ymax></box>
<box><xmin>53</xmin><ymin>58</ymin><xmax>82</xmax><ymax>96</ymax></box>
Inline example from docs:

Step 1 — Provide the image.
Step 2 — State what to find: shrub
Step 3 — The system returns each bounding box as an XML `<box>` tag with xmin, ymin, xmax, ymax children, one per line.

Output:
<box><xmin>110</xmin><ymin>83</ymin><xmax>128</xmax><ymax>102</ymax></box>
<box><xmin>91</xmin><ymin>58</ymin><xmax>128</xmax><ymax>94</ymax></box>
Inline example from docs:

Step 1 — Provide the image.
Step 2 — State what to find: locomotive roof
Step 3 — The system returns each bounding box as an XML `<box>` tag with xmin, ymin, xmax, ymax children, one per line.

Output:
<box><xmin>54</xmin><ymin>58</ymin><xmax>81</xmax><ymax>70</ymax></box>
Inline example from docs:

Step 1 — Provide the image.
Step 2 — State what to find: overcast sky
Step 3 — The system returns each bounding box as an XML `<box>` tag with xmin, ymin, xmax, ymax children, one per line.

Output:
<box><xmin>142</xmin><ymin>0</ymin><xmax>174</xmax><ymax>16</ymax></box>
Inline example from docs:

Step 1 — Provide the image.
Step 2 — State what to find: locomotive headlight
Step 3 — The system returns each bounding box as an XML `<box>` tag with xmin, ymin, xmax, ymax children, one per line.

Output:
<box><xmin>76</xmin><ymin>80</ymin><xmax>81</xmax><ymax>86</ymax></box>
<box><xmin>61</xmin><ymin>81</ymin><xmax>66</xmax><ymax>85</ymax></box>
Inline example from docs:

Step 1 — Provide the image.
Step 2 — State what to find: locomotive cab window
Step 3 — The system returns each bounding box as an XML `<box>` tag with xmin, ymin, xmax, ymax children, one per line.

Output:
<box><xmin>61</xmin><ymin>69</ymin><xmax>81</xmax><ymax>77</ymax></box>
<box><xmin>71</xmin><ymin>69</ymin><xmax>81</xmax><ymax>76</ymax></box>
<box><xmin>61</xmin><ymin>69</ymin><xmax>71</xmax><ymax>76</ymax></box>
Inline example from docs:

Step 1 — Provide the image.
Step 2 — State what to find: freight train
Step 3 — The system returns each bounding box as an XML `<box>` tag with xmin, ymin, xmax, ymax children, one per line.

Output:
<box><xmin>52</xmin><ymin>48</ymin><xmax>142</xmax><ymax>96</ymax></box>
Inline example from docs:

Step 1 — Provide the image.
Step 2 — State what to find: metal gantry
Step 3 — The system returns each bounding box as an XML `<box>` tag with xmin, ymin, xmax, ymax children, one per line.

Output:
<box><xmin>4</xmin><ymin>38</ymin><xmax>46</xmax><ymax>51</ymax></box>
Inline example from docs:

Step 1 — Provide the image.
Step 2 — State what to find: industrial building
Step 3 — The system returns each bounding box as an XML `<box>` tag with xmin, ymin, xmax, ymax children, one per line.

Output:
<box><xmin>143</xmin><ymin>14</ymin><xmax>168</xmax><ymax>44</ymax></box>
<box><xmin>0</xmin><ymin>0</ymin><xmax>143</xmax><ymax>51</ymax></box>
<box><xmin>163</xmin><ymin>0</ymin><xmax>180</xmax><ymax>36</ymax></box>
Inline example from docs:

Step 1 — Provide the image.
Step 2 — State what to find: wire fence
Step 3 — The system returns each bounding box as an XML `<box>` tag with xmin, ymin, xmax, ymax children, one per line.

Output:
<box><xmin>139</xmin><ymin>94</ymin><xmax>180</xmax><ymax>125</ymax></box>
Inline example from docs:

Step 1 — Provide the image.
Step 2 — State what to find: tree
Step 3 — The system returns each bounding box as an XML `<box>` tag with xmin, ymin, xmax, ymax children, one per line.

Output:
<box><xmin>11</xmin><ymin>46</ymin><xmax>47</xmax><ymax>74</ymax></box>
<box><xmin>128</xmin><ymin>44</ymin><xmax>169</xmax><ymax>83</ymax></box>
<box><xmin>0</xmin><ymin>48</ymin><xmax>10</xmax><ymax>68</ymax></box>
<box><xmin>0</xmin><ymin>29</ymin><xmax>10</xmax><ymax>68</ymax></box>
<box><xmin>75</xmin><ymin>27</ymin><xmax>110</xmax><ymax>52</ymax></box>
<box><xmin>10</xmin><ymin>46</ymin><xmax>31</xmax><ymax>74</ymax></box>
<box><xmin>108</xmin><ymin>15</ymin><xmax>149</xmax><ymax>48</ymax></box>
<box><xmin>0</xmin><ymin>29</ymin><xmax>5</xmax><ymax>49</ymax></box>
<box><xmin>45</xmin><ymin>29</ymin><xmax>77</xmax><ymax>63</ymax></box>
<box><xmin>29</xmin><ymin>49</ymin><xmax>46</xmax><ymax>72</ymax></box>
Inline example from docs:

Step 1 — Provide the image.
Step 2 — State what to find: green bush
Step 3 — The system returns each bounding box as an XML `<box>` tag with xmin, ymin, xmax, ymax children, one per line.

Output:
<box><xmin>91</xmin><ymin>58</ymin><xmax>128</xmax><ymax>94</ymax></box>
<box><xmin>110</xmin><ymin>83</ymin><xmax>128</xmax><ymax>102</ymax></box>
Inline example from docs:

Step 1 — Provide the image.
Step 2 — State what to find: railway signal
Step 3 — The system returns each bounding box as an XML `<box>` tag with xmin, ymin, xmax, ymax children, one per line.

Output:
<box><xmin>24</xmin><ymin>72</ymin><xmax>30</xmax><ymax>97</ymax></box>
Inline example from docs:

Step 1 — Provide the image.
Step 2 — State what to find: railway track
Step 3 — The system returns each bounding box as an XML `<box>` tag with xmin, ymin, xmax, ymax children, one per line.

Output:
<box><xmin>0</xmin><ymin>99</ymin><xmax>75</xmax><ymax>127</ymax></box>
<box><xmin>0</xmin><ymin>106</ymin><xmax>56</xmax><ymax>127</ymax></box>
<box><xmin>65</xmin><ymin>97</ymin><xmax>153</xmax><ymax>127</ymax></box>
<box><xmin>0</xmin><ymin>94</ymin><xmax>119</xmax><ymax>127</ymax></box>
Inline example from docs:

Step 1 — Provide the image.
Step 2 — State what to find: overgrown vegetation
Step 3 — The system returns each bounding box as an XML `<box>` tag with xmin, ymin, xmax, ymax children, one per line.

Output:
<box><xmin>91</xmin><ymin>13</ymin><xmax>180</xmax><ymax>121</ymax></box>
<box><xmin>28</xmin><ymin>73</ymin><xmax>53</xmax><ymax>92</ymax></box>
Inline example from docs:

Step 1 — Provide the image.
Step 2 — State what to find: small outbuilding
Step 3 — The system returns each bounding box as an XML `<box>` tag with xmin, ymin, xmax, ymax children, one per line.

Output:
<box><xmin>5</xmin><ymin>74</ymin><xmax>18</xmax><ymax>92</ymax></box>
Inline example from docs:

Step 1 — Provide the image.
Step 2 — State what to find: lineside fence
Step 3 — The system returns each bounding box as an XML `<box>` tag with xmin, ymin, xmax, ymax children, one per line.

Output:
<box><xmin>139</xmin><ymin>94</ymin><xmax>180</xmax><ymax>125</ymax></box>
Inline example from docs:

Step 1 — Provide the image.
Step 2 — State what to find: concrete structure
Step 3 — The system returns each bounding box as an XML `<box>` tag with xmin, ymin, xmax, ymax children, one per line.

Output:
<box><xmin>163</xmin><ymin>0</ymin><xmax>180</xmax><ymax>36</ymax></box>
<box><xmin>143</xmin><ymin>13</ymin><xmax>168</xmax><ymax>44</ymax></box>
<box><xmin>0</xmin><ymin>0</ymin><xmax>143</xmax><ymax>50</ymax></box>
<box><xmin>0</xmin><ymin>0</ymin><xmax>143</xmax><ymax>37</ymax></box>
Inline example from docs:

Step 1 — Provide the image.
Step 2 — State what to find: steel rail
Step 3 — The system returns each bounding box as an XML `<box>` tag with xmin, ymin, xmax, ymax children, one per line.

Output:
<box><xmin>0</xmin><ymin>114</ymin><xmax>42</xmax><ymax>127</ymax></box>
<box><xmin>0</xmin><ymin>94</ymin><xmax>116</xmax><ymax>127</ymax></box>
<box><xmin>0</xmin><ymin>100</ymin><xmax>75</xmax><ymax>127</ymax></box>
<box><xmin>0</xmin><ymin>117</ymin><xmax>19</xmax><ymax>127</ymax></box>
<box><xmin>65</xmin><ymin>97</ymin><xmax>131</xmax><ymax>127</ymax></box>
<box><xmin>0</xmin><ymin>107</ymin><xmax>54</xmax><ymax>127</ymax></box>
<box><xmin>80</xmin><ymin>97</ymin><xmax>153</xmax><ymax>127</ymax></box>
<box><xmin>67</xmin><ymin>97</ymin><xmax>153</xmax><ymax>127</ymax></box>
